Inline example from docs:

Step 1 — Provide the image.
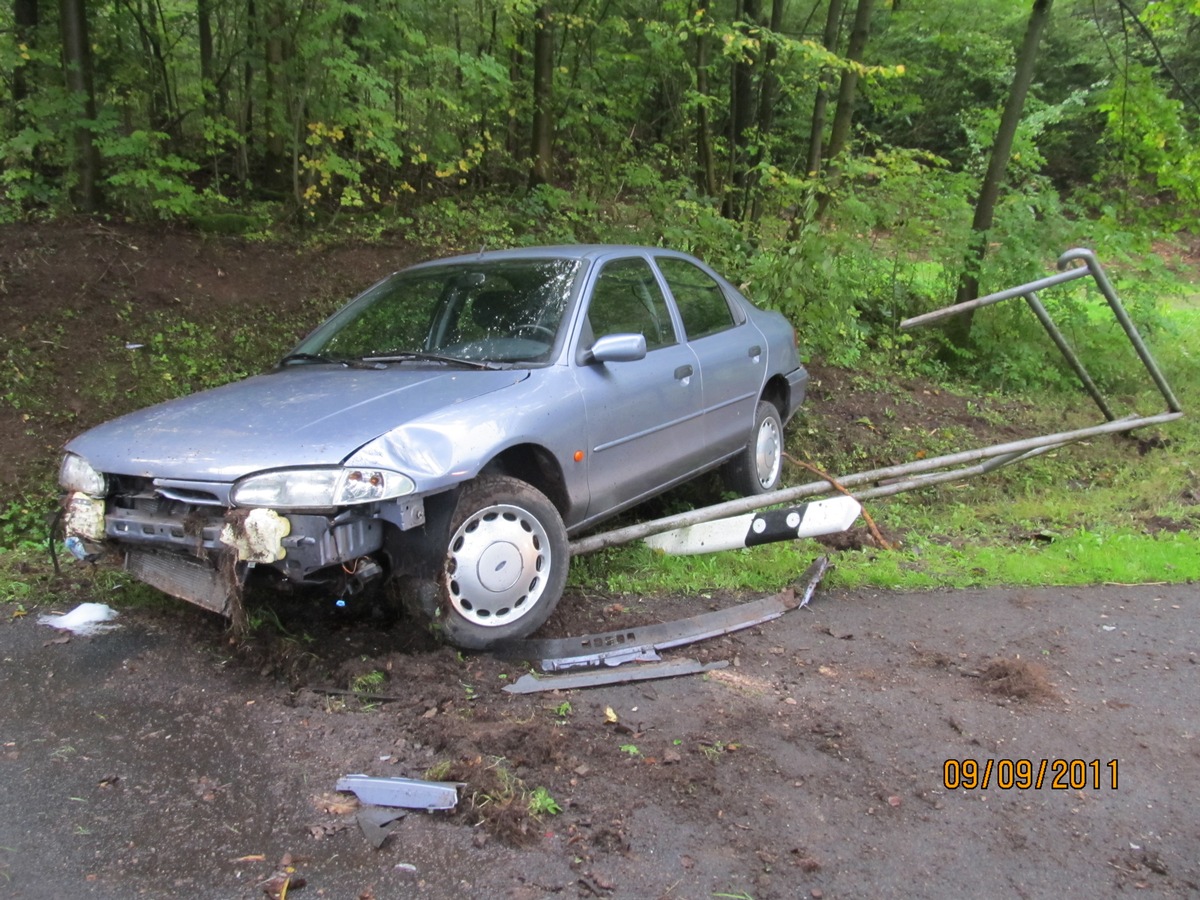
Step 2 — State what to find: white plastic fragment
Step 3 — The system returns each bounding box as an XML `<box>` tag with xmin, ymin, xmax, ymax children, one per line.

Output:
<box><xmin>219</xmin><ymin>508</ymin><xmax>291</xmax><ymax>563</ymax></box>
<box><xmin>38</xmin><ymin>603</ymin><xmax>120</xmax><ymax>636</ymax></box>
<box><xmin>64</xmin><ymin>492</ymin><xmax>107</xmax><ymax>542</ymax></box>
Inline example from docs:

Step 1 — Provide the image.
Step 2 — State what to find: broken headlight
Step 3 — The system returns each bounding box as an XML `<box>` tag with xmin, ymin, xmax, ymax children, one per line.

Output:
<box><xmin>59</xmin><ymin>453</ymin><xmax>108</xmax><ymax>496</ymax></box>
<box><xmin>230</xmin><ymin>467</ymin><xmax>415</xmax><ymax>509</ymax></box>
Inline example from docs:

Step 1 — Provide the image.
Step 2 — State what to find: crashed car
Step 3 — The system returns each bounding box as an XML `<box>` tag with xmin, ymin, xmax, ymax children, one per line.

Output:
<box><xmin>60</xmin><ymin>245</ymin><xmax>808</xmax><ymax>648</ymax></box>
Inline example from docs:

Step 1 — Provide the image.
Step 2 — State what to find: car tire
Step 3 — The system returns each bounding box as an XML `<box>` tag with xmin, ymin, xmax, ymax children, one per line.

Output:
<box><xmin>724</xmin><ymin>400</ymin><xmax>784</xmax><ymax>496</ymax></box>
<box><xmin>432</xmin><ymin>475</ymin><xmax>568</xmax><ymax>650</ymax></box>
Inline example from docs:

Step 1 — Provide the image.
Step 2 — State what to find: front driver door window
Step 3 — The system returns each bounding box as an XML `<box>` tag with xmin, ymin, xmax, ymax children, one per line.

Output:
<box><xmin>573</xmin><ymin>257</ymin><xmax>705</xmax><ymax>520</ymax></box>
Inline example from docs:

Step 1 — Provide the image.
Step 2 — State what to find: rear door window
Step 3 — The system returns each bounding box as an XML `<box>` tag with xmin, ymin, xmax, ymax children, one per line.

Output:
<box><xmin>657</xmin><ymin>257</ymin><xmax>737</xmax><ymax>340</ymax></box>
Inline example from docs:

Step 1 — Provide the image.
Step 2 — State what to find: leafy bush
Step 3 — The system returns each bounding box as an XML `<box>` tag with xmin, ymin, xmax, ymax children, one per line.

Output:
<box><xmin>99</xmin><ymin>129</ymin><xmax>203</xmax><ymax>220</ymax></box>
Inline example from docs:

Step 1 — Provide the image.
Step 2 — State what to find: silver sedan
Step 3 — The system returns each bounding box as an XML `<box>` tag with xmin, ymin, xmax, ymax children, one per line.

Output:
<box><xmin>60</xmin><ymin>245</ymin><xmax>808</xmax><ymax>649</ymax></box>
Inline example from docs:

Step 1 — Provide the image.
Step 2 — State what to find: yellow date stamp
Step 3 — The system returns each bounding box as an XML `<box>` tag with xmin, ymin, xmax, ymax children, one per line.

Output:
<box><xmin>943</xmin><ymin>758</ymin><xmax>1118</xmax><ymax>790</ymax></box>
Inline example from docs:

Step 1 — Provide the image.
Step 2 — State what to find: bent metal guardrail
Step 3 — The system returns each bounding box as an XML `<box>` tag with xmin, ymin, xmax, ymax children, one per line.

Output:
<box><xmin>570</xmin><ymin>248</ymin><xmax>1183</xmax><ymax>556</ymax></box>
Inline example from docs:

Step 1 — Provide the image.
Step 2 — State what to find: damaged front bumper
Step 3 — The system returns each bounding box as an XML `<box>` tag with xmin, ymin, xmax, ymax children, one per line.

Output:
<box><xmin>62</xmin><ymin>485</ymin><xmax>406</xmax><ymax>616</ymax></box>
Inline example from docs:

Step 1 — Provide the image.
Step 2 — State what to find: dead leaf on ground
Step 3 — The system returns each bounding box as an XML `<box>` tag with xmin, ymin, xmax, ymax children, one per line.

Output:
<box><xmin>313</xmin><ymin>792</ymin><xmax>359</xmax><ymax>816</ymax></box>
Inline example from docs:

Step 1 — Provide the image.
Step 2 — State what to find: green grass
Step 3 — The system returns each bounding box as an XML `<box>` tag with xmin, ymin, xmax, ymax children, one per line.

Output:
<box><xmin>828</xmin><ymin>529</ymin><xmax>1200</xmax><ymax>590</ymax></box>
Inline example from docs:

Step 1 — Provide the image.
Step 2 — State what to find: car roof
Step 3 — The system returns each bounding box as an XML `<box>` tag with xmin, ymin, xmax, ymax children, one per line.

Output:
<box><xmin>405</xmin><ymin>244</ymin><xmax>702</xmax><ymax>270</ymax></box>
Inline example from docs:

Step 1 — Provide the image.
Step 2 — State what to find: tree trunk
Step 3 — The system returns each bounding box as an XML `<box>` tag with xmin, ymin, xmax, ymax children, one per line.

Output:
<box><xmin>198</xmin><ymin>0</ymin><xmax>215</xmax><ymax>115</ymax></box>
<box><xmin>826</xmin><ymin>0</ymin><xmax>874</xmax><ymax>160</ymax></box>
<box><xmin>747</xmin><ymin>0</ymin><xmax>785</xmax><ymax>221</ymax></box>
<box><xmin>815</xmin><ymin>0</ymin><xmax>874</xmax><ymax>221</ymax></box>
<box><xmin>59</xmin><ymin>0</ymin><xmax>99</xmax><ymax>211</ymax></box>
<box><xmin>506</xmin><ymin>26</ymin><xmax>523</xmax><ymax>158</ymax></box>
<box><xmin>724</xmin><ymin>0</ymin><xmax>760</xmax><ymax>219</ymax></box>
<box><xmin>694</xmin><ymin>23</ymin><xmax>719</xmax><ymax>198</ymax></box>
<box><xmin>263</xmin><ymin>0</ymin><xmax>288</xmax><ymax>189</ymax></box>
<box><xmin>12</xmin><ymin>0</ymin><xmax>39</xmax><ymax>108</ymax></box>
<box><xmin>529</xmin><ymin>4</ymin><xmax>554</xmax><ymax>188</ymax></box>
<box><xmin>756</xmin><ymin>0</ymin><xmax>784</xmax><ymax>146</ymax></box>
<box><xmin>238</xmin><ymin>0</ymin><xmax>256</xmax><ymax>186</ymax></box>
<box><xmin>806</xmin><ymin>0</ymin><xmax>845</xmax><ymax>178</ymax></box>
<box><xmin>948</xmin><ymin>0</ymin><xmax>1054</xmax><ymax>347</ymax></box>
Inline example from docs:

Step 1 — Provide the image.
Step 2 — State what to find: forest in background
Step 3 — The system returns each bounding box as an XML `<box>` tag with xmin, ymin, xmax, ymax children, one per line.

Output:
<box><xmin>2</xmin><ymin>0</ymin><xmax>1198</xmax><ymax>379</ymax></box>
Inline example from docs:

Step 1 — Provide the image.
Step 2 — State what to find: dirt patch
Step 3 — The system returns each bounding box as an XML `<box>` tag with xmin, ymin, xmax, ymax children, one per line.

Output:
<box><xmin>976</xmin><ymin>656</ymin><xmax>1058</xmax><ymax>701</ymax></box>
<box><xmin>0</xmin><ymin>220</ymin><xmax>418</xmax><ymax>491</ymax></box>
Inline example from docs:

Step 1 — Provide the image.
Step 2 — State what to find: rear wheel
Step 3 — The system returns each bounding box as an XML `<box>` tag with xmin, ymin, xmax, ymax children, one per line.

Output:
<box><xmin>723</xmin><ymin>400</ymin><xmax>784</xmax><ymax>496</ymax></box>
<box><xmin>433</xmin><ymin>475</ymin><xmax>568</xmax><ymax>650</ymax></box>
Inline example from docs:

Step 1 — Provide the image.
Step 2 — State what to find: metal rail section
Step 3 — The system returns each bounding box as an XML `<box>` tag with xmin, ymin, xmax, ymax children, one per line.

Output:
<box><xmin>571</xmin><ymin>248</ymin><xmax>1182</xmax><ymax>557</ymax></box>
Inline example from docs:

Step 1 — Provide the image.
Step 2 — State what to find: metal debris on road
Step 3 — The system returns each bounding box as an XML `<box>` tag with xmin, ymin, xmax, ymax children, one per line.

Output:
<box><xmin>355</xmin><ymin>807</ymin><xmax>407</xmax><ymax>849</ymax></box>
<box><xmin>494</xmin><ymin>556</ymin><xmax>829</xmax><ymax>672</ymax></box>
<box><xmin>503</xmin><ymin>658</ymin><xmax>730</xmax><ymax>694</ymax></box>
<box><xmin>335</xmin><ymin>774</ymin><xmax>461</xmax><ymax>810</ymax></box>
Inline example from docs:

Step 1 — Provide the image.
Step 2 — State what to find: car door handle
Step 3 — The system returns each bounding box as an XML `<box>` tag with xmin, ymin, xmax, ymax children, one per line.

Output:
<box><xmin>674</xmin><ymin>364</ymin><xmax>693</xmax><ymax>380</ymax></box>
<box><xmin>748</xmin><ymin>345</ymin><xmax>762</xmax><ymax>358</ymax></box>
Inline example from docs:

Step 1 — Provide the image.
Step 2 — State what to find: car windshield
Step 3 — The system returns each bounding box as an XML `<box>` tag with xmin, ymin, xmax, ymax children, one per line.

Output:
<box><xmin>291</xmin><ymin>258</ymin><xmax>582</xmax><ymax>365</ymax></box>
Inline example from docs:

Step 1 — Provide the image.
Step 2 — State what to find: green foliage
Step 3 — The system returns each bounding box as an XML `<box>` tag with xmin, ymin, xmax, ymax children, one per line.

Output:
<box><xmin>99</xmin><ymin>129</ymin><xmax>203</xmax><ymax>220</ymax></box>
<box><xmin>351</xmin><ymin>670</ymin><xmax>386</xmax><ymax>693</ymax></box>
<box><xmin>0</xmin><ymin>495</ymin><xmax>50</xmax><ymax>552</ymax></box>
<box><xmin>0</xmin><ymin>79</ymin><xmax>81</xmax><ymax>219</ymax></box>
<box><xmin>526</xmin><ymin>786</ymin><xmax>561</xmax><ymax>817</ymax></box>
<box><xmin>1091</xmin><ymin>62</ymin><xmax>1200</xmax><ymax>231</ymax></box>
<box><xmin>829</xmin><ymin>528</ymin><xmax>1200</xmax><ymax>590</ymax></box>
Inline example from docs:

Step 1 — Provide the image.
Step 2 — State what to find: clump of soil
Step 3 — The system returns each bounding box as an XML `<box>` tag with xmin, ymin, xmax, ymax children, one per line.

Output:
<box><xmin>977</xmin><ymin>656</ymin><xmax>1057</xmax><ymax>701</ymax></box>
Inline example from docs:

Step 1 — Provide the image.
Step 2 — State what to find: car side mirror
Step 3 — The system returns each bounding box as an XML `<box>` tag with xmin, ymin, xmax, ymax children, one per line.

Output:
<box><xmin>588</xmin><ymin>333</ymin><xmax>647</xmax><ymax>364</ymax></box>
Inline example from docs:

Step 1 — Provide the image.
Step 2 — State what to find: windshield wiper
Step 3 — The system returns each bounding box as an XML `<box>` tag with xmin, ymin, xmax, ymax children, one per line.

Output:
<box><xmin>362</xmin><ymin>351</ymin><xmax>503</xmax><ymax>370</ymax></box>
<box><xmin>278</xmin><ymin>352</ymin><xmax>387</xmax><ymax>370</ymax></box>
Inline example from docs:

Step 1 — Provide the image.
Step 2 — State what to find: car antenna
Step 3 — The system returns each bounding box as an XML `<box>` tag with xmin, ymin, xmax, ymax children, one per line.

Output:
<box><xmin>477</xmin><ymin>244</ymin><xmax>486</xmax><ymax>258</ymax></box>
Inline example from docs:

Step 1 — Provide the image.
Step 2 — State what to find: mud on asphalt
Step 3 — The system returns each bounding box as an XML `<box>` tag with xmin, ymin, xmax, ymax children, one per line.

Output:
<box><xmin>2</xmin><ymin>577</ymin><xmax>1198</xmax><ymax>899</ymax></box>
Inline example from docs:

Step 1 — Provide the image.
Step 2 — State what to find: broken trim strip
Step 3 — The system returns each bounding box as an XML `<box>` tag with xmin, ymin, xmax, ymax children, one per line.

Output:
<box><xmin>503</xmin><ymin>658</ymin><xmax>730</xmax><ymax>693</ymax></box>
<box><xmin>335</xmin><ymin>774</ymin><xmax>461</xmax><ymax>810</ymax></box>
<box><xmin>493</xmin><ymin>556</ymin><xmax>829</xmax><ymax>672</ymax></box>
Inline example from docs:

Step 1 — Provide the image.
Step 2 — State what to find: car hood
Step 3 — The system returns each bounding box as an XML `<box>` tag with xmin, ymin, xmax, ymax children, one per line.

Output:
<box><xmin>67</xmin><ymin>366</ymin><xmax>530</xmax><ymax>482</ymax></box>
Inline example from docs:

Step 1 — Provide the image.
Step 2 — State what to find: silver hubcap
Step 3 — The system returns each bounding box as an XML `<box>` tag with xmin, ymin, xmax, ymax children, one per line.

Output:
<box><xmin>446</xmin><ymin>503</ymin><xmax>551</xmax><ymax>628</ymax></box>
<box><xmin>755</xmin><ymin>416</ymin><xmax>782</xmax><ymax>488</ymax></box>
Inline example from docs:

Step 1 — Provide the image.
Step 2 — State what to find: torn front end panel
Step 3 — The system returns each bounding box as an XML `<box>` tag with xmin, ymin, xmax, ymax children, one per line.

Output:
<box><xmin>84</xmin><ymin>476</ymin><xmax>391</xmax><ymax>617</ymax></box>
<box><xmin>126</xmin><ymin>548</ymin><xmax>237</xmax><ymax>616</ymax></box>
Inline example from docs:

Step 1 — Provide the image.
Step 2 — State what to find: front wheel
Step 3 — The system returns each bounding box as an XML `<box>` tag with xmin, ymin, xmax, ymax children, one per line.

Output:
<box><xmin>433</xmin><ymin>475</ymin><xmax>568</xmax><ymax>650</ymax></box>
<box><xmin>723</xmin><ymin>400</ymin><xmax>784</xmax><ymax>496</ymax></box>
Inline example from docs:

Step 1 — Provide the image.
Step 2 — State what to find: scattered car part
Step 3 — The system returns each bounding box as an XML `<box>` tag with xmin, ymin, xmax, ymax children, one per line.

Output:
<box><xmin>355</xmin><ymin>807</ymin><xmax>407</xmax><ymax>849</ymax></box>
<box><xmin>503</xmin><ymin>658</ymin><xmax>730</xmax><ymax>694</ymax></box>
<box><xmin>495</xmin><ymin>595</ymin><xmax>788</xmax><ymax>671</ymax></box>
<box><xmin>643</xmin><ymin>495</ymin><xmax>861</xmax><ymax>555</ymax></box>
<box><xmin>37</xmin><ymin>603</ymin><xmax>120</xmax><ymax>636</ymax></box>
<box><xmin>335</xmin><ymin>774</ymin><xmax>460</xmax><ymax>811</ymax></box>
<box><xmin>494</xmin><ymin>557</ymin><xmax>829</xmax><ymax>671</ymax></box>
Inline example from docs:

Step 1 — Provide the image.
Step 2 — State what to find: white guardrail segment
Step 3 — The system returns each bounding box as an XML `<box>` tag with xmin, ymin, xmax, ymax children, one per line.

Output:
<box><xmin>643</xmin><ymin>495</ymin><xmax>862</xmax><ymax>556</ymax></box>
